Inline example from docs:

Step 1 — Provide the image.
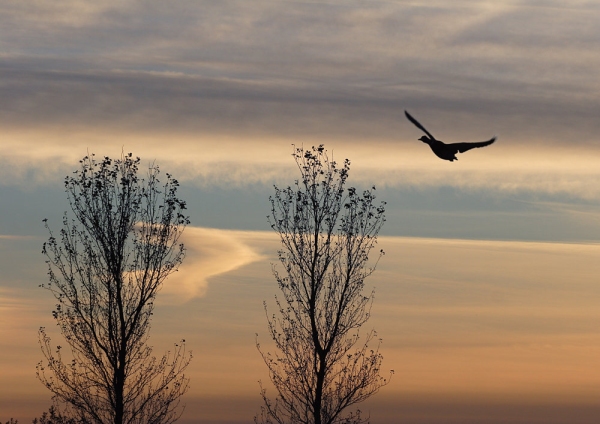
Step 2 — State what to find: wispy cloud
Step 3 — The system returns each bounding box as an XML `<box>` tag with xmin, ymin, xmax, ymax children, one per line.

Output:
<box><xmin>160</xmin><ymin>226</ymin><xmax>266</xmax><ymax>303</ymax></box>
<box><xmin>0</xmin><ymin>234</ymin><xmax>38</xmax><ymax>240</ymax></box>
<box><xmin>3</xmin><ymin>131</ymin><xmax>600</xmax><ymax>202</ymax></box>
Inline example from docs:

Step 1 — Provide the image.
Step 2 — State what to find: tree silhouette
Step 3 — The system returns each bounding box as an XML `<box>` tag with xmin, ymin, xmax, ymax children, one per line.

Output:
<box><xmin>256</xmin><ymin>145</ymin><xmax>392</xmax><ymax>424</ymax></box>
<box><xmin>5</xmin><ymin>405</ymin><xmax>77</xmax><ymax>424</ymax></box>
<box><xmin>38</xmin><ymin>153</ymin><xmax>192</xmax><ymax>424</ymax></box>
<box><xmin>32</xmin><ymin>405</ymin><xmax>78</xmax><ymax>424</ymax></box>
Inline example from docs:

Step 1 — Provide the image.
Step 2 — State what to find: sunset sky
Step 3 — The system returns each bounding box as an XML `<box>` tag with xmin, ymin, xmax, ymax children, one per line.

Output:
<box><xmin>2</xmin><ymin>1</ymin><xmax>600</xmax><ymax>422</ymax></box>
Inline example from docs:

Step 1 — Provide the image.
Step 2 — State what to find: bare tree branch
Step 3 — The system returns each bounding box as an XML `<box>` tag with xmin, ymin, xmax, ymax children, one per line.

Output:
<box><xmin>257</xmin><ymin>145</ymin><xmax>393</xmax><ymax>424</ymax></box>
<box><xmin>38</xmin><ymin>153</ymin><xmax>192</xmax><ymax>424</ymax></box>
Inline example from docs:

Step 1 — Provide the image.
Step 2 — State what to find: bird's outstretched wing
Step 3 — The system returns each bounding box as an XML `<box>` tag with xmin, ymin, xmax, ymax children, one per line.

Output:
<box><xmin>449</xmin><ymin>137</ymin><xmax>496</xmax><ymax>153</ymax></box>
<box><xmin>405</xmin><ymin>110</ymin><xmax>435</xmax><ymax>140</ymax></box>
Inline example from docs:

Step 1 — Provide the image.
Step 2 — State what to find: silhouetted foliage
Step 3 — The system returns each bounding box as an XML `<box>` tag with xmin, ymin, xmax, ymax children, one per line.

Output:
<box><xmin>32</xmin><ymin>405</ymin><xmax>78</xmax><ymax>424</ymax></box>
<box><xmin>38</xmin><ymin>153</ymin><xmax>192</xmax><ymax>424</ymax></box>
<box><xmin>256</xmin><ymin>145</ymin><xmax>392</xmax><ymax>424</ymax></box>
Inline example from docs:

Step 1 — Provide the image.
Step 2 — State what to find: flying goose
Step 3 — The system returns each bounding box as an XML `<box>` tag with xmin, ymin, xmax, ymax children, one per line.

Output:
<box><xmin>405</xmin><ymin>110</ymin><xmax>496</xmax><ymax>162</ymax></box>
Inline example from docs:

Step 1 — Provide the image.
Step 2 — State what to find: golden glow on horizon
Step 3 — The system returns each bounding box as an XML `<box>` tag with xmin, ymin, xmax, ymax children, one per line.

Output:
<box><xmin>2</xmin><ymin>230</ymin><xmax>600</xmax><ymax>421</ymax></box>
<box><xmin>3</xmin><ymin>129</ymin><xmax>600</xmax><ymax>198</ymax></box>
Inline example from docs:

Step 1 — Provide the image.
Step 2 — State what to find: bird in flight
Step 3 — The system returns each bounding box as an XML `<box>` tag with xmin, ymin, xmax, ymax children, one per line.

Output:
<box><xmin>405</xmin><ymin>110</ymin><xmax>496</xmax><ymax>162</ymax></box>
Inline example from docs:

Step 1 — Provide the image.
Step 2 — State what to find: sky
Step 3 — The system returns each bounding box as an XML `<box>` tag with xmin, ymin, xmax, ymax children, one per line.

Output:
<box><xmin>1</xmin><ymin>0</ymin><xmax>600</xmax><ymax>422</ymax></box>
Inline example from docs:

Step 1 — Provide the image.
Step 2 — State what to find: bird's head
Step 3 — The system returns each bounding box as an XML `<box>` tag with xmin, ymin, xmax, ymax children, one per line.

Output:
<box><xmin>419</xmin><ymin>135</ymin><xmax>431</xmax><ymax>144</ymax></box>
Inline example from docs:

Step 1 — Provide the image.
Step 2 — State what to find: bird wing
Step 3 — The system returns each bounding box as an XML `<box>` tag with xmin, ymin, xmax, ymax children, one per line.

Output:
<box><xmin>449</xmin><ymin>137</ymin><xmax>496</xmax><ymax>153</ymax></box>
<box><xmin>405</xmin><ymin>110</ymin><xmax>436</xmax><ymax>140</ymax></box>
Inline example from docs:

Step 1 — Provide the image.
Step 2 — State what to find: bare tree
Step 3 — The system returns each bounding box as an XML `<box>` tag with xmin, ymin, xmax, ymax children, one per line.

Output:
<box><xmin>256</xmin><ymin>145</ymin><xmax>392</xmax><ymax>424</ymax></box>
<box><xmin>38</xmin><ymin>153</ymin><xmax>192</xmax><ymax>424</ymax></box>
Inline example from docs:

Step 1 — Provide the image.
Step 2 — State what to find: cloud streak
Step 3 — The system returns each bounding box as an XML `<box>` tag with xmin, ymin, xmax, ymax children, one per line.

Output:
<box><xmin>3</xmin><ymin>130</ymin><xmax>600</xmax><ymax>202</ymax></box>
<box><xmin>160</xmin><ymin>226</ymin><xmax>266</xmax><ymax>303</ymax></box>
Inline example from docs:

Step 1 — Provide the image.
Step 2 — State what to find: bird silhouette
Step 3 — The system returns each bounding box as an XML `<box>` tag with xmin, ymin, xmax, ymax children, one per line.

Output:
<box><xmin>405</xmin><ymin>110</ymin><xmax>496</xmax><ymax>162</ymax></box>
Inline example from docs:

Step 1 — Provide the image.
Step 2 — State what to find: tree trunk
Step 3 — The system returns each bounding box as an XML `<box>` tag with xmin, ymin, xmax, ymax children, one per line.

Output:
<box><xmin>115</xmin><ymin>359</ymin><xmax>125</xmax><ymax>424</ymax></box>
<box><xmin>314</xmin><ymin>354</ymin><xmax>327</xmax><ymax>424</ymax></box>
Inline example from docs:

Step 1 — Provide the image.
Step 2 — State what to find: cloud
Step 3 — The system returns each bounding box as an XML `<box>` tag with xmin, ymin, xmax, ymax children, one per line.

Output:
<box><xmin>2</xmin><ymin>0</ymin><xmax>600</xmax><ymax>146</ymax></box>
<box><xmin>2</xmin><ymin>0</ymin><xmax>600</xmax><ymax>246</ymax></box>
<box><xmin>0</xmin><ymin>234</ymin><xmax>38</xmax><ymax>240</ymax></box>
<box><xmin>3</xmin><ymin>129</ymin><xmax>600</xmax><ymax>203</ymax></box>
<box><xmin>159</xmin><ymin>226</ymin><xmax>266</xmax><ymax>303</ymax></box>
